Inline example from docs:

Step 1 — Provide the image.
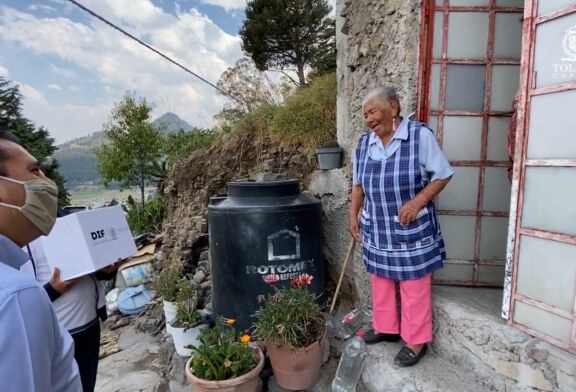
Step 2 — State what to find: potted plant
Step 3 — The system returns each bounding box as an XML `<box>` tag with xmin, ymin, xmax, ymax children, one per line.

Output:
<box><xmin>169</xmin><ymin>285</ymin><xmax>209</xmax><ymax>357</ymax></box>
<box><xmin>185</xmin><ymin>318</ymin><xmax>264</xmax><ymax>392</ymax></box>
<box><xmin>155</xmin><ymin>266</ymin><xmax>184</xmax><ymax>328</ymax></box>
<box><xmin>252</xmin><ymin>273</ymin><xmax>326</xmax><ymax>390</ymax></box>
<box><xmin>316</xmin><ymin>140</ymin><xmax>343</xmax><ymax>170</ymax></box>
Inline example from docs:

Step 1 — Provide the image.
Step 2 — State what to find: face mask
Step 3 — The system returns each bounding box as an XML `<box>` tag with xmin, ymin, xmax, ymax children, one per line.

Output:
<box><xmin>0</xmin><ymin>176</ymin><xmax>59</xmax><ymax>235</ymax></box>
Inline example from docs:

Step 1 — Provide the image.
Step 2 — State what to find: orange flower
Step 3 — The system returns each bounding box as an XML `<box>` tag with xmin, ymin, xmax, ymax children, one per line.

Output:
<box><xmin>240</xmin><ymin>334</ymin><xmax>251</xmax><ymax>344</ymax></box>
<box><xmin>225</xmin><ymin>319</ymin><xmax>236</xmax><ymax>325</ymax></box>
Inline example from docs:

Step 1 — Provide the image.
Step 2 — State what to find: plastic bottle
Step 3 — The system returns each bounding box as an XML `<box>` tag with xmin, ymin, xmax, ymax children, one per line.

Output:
<box><xmin>324</xmin><ymin>313</ymin><xmax>352</xmax><ymax>339</ymax></box>
<box><xmin>342</xmin><ymin>303</ymin><xmax>372</xmax><ymax>335</ymax></box>
<box><xmin>331</xmin><ymin>334</ymin><xmax>368</xmax><ymax>392</ymax></box>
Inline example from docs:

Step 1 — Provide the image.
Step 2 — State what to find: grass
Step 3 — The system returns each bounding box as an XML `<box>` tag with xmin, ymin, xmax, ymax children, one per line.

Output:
<box><xmin>228</xmin><ymin>72</ymin><xmax>337</xmax><ymax>159</ymax></box>
<box><xmin>270</xmin><ymin>73</ymin><xmax>337</xmax><ymax>158</ymax></box>
<box><xmin>69</xmin><ymin>186</ymin><xmax>156</xmax><ymax>206</ymax></box>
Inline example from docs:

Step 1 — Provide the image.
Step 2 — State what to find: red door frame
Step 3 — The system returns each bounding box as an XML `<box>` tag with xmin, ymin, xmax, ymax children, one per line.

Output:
<box><xmin>508</xmin><ymin>0</ymin><xmax>576</xmax><ymax>354</ymax></box>
<box><xmin>417</xmin><ymin>0</ymin><xmax>524</xmax><ymax>286</ymax></box>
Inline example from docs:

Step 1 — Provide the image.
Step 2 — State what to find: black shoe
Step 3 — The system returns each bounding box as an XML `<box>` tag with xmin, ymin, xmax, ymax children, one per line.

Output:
<box><xmin>363</xmin><ymin>329</ymin><xmax>401</xmax><ymax>345</ymax></box>
<box><xmin>394</xmin><ymin>344</ymin><xmax>428</xmax><ymax>367</ymax></box>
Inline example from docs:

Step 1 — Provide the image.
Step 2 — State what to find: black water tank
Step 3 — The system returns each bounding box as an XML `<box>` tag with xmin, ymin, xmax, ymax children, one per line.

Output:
<box><xmin>208</xmin><ymin>180</ymin><xmax>324</xmax><ymax>333</ymax></box>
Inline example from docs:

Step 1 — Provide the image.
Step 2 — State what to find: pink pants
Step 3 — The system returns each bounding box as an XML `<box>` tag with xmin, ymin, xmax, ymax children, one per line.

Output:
<box><xmin>371</xmin><ymin>274</ymin><xmax>433</xmax><ymax>345</ymax></box>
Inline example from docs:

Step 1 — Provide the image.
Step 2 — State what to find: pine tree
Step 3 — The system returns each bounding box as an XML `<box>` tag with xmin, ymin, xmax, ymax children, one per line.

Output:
<box><xmin>240</xmin><ymin>0</ymin><xmax>333</xmax><ymax>87</ymax></box>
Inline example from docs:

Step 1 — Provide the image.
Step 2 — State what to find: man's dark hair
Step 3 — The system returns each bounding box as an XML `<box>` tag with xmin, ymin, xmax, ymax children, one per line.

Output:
<box><xmin>0</xmin><ymin>128</ymin><xmax>20</xmax><ymax>176</ymax></box>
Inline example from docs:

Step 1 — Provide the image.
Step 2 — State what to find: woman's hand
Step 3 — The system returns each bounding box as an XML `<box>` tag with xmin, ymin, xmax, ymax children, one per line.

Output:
<box><xmin>349</xmin><ymin>185</ymin><xmax>365</xmax><ymax>242</ymax></box>
<box><xmin>398</xmin><ymin>199</ymin><xmax>424</xmax><ymax>225</ymax></box>
<box><xmin>349</xmin><ymin>216</ymin><xmax>361</xmax><ymax>242</ymax></box>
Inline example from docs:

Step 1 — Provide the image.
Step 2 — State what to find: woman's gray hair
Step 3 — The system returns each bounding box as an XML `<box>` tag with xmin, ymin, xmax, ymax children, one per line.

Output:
<box><xmin>362</xmin><ymin>86</ymin><xmax>401</xmax><ymax>112</ymax></box>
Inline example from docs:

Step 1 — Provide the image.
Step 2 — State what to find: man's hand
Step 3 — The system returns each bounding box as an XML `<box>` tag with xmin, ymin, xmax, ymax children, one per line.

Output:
<box><xmin>49</xmin><ymin>268</ymin><xmax>80</xmax><ymax>294</ymax></box>
<box><xmin>98</xmin><ymin>257</ymin><xmax>130</xmax><ymax>274</ymax></box>
<box><xmin>398</xmin><ymin>199</ymin><xmax>425</xmax><ymax>226</ymax></box>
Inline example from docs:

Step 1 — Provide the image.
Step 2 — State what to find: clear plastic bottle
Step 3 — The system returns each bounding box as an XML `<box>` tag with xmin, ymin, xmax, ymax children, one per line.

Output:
<box><xmin>331</xmin><ymin>335</ymin><xmax>368</xmax><ymax>392</ymax></box>
<box><xmin>342</xmin><ymin>303</ymin><xmax>372</xmax><ymax>335</ymax></box>
<box><xmin>324</xmin><ymin>313</ymin><xmax>352</xmax><ymax>339</ymax></box>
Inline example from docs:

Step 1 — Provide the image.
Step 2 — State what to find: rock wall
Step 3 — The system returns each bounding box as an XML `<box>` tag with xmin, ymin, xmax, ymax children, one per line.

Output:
<box><xmin>309</xmin><ymin>0</ymin><xmax>422</xmax><ymax>304</ymax></box>
<box><xmin>161</xmin><ymin>132</ymin><xmax>315</xmax><ymax>270</ymax></box>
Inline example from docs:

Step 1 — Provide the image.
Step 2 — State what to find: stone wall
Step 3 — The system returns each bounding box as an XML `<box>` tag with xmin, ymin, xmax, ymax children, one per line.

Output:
<box><xmin>161</xmin><ymin>132</ymin><xmax>315</xmax><ymax>270</ymax></box>
<box><xmin>309</xmin><ymin>0</ymin><xmax>422</xmax><ymax>304</ymax></box>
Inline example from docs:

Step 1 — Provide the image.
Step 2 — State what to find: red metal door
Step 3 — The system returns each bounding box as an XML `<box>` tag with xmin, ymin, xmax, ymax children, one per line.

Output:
<box><xmin>507</xmin><ymin>0</ymin><xmax>576</xmax><ymax>353</ymax></box>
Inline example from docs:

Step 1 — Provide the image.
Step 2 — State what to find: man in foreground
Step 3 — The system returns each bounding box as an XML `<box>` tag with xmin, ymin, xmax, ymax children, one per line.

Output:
<box><xmin>0</xmin><ymin>128</ymin><xmax>81</xmax><ymax>391</ymax></box>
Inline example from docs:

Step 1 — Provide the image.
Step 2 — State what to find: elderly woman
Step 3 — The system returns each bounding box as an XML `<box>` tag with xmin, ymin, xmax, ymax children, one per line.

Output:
<box><xmin>349</xmin><ymin>86</ymin><xmax>454</xmax><ymax>367</ymax></box>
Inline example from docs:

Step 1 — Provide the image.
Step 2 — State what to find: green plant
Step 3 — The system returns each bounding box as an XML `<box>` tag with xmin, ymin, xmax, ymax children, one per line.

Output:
<box><xmin>269</xmin><ymin>73</ymin><xmax>336</xmax><ymax>157</ymax></box>
<box><xmin>173</xmin><ymin>276</ymin><xmax>200</xmax><ymax>326</ymax></box>
<box><xmin>155</xmin><ymin>267</ymin><xmax>181</xmax><ymax>302</ymax></box>
<box><xmin>126</xmin><ymin>195</ymin><xmax>165</xmax><ymax>234</ymax></box>
<box><xmin>164</xmin><ymin>129</ymin><xmax>217</xmax><ymax>165</ymax></box>
<box><xmin>233</xmin><ymin>104</ymin><xmax>279</xmax><ymax>140</ymax></box>
<box><xmin>155</xmin><ymin>267</ymin><xmax>195</xmax><ymax>303</ymax></box>
<box><xmin>175</xmin><ymin>296</ymin><xmax>201</xmax><ymax>326</ymax></box>
<box><xmin>252</xmin><ymin>273</ymin><xmax>325</xmax><ymax>348</ymax></box>
<box><xmin>189</xmin><ymin>318</ymin><xmax>257</xmax><ymax>381</ymax></box>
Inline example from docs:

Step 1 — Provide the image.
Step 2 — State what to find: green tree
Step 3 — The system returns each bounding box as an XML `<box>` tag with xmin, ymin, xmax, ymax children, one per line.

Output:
<box><xmin>309</xmin><ymin>18</ymin><xmax>337</xmax><ymax>79</ymax></box>
<box><xmin>240</xmin><ymin>0</ymin><xmax>333</xmax><ymax>87</ymax></box>
<box><xmin>0</xmin><ymin>77</ymin><xmax>22</xmax><ymax>123</ymax></box>
<box><xmin>95</xmin><ymin>91</ymin><xmax>164</xmax><ymax>208</ymax></box>
<box><xmin>0</xmin><ymin>77</ymin><xmax>70</xmax><ymax>205</ymax></box>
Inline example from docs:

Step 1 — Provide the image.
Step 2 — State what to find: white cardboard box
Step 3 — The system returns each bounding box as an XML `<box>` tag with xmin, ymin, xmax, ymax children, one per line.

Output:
<box><xmin>41</xmin><ymin>206</ymin><xmax>138</xmax><ymax>280</ymax></box>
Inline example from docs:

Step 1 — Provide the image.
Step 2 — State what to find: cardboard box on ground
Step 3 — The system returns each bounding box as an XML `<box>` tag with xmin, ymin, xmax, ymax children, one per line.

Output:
<box><xmin>115</xmin><ymin>243</ymin><xmax>156</xmax><ymax>289</ymax></box>
<box><xmin>41</xmin><ymin>206</ymin><xmax>138</xmax><ymax>280</ymax></box>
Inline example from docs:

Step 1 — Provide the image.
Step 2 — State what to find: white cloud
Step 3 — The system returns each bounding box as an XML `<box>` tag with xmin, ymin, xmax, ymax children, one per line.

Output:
<box><xmin>199</xmin><ymin>0</ymin><xmax>246</xmax><ymax>12</ymax></box>
<box><xmin>28</xmin><ymin>4</ymin><xmax>57</xmax><ymax>13</ymax></box>
<box><xmin>0</xmin><ymin>2</ymin><xmax>244</xmax><ymax>142</ymax></box>
<box><xmin>17</xmin><ymin>83</ymin><xmax>48</xmax><ymax>105</ymax></box>
<box><xmin>0</xmin><ymin>64</ymin><xmax>8</xmax><ymax>77</ymax></box>
<box><xmin>50</xmin><ymin>64</ymin><xmax>78</xmax><ymax>79</ymax></box>
<box><xmin>47</xmin><ymin>84</ymin><xmax>62</xmax><ymax>91</ymax></box>
<box><xmin>79</xmin><ymin>0</ymin><xmax>172</xmax><ymax>29</ymax></box>
<box><xmin>69</xmin><ymin>85</ymin><xmax>82</xmax><ymax>92</ymax></box>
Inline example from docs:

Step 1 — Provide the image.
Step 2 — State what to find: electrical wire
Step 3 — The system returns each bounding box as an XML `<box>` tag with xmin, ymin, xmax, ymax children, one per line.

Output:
<box><xmin>65</xmin><ymin>0</ymin><xmax>241</xmax><ymax>104</ymax></box>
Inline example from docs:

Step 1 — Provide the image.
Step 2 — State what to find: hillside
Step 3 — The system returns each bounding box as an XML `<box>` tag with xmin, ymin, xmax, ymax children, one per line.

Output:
<box><xmin>54</xmin><ymin>112</ymin><xmax>193</xmax><ymax>187</ymax></box>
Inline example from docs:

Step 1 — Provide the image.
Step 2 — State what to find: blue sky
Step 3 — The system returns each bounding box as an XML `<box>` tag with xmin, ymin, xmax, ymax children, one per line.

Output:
<box><xmin>0</xmin><ymin>0</ymin><xmax>248</xmax><ymax>143</ymax></box>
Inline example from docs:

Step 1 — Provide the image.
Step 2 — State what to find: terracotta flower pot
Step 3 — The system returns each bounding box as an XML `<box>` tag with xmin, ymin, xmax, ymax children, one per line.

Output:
<box><xmin>266</xmin><ymin>336</ymin><xmax>324</xmax><ymax>390</ymax></box>
<box><xmin>185</xmin><ymin>348</ymin><xmax>265</xmax><ymax>392</ymax></box>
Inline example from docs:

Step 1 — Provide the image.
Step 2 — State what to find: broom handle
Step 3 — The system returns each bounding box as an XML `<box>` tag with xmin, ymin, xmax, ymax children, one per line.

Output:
<box><xmin>329</xmin><ymin>238</ymin><xmax>355</xmax><ymax>315</ymax></box>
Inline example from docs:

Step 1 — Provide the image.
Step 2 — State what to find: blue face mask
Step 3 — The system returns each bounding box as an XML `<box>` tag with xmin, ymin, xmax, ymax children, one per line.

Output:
<box><xmin>0</xmin><ymin>176</ymin><xmax>59</xmax><ymax>235</ymax></box>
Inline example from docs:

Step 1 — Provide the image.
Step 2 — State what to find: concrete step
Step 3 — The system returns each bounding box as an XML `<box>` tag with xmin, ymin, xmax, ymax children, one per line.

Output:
<box><xmin>432</xmin><ymin>286</ymin><xmax>576</xmax><ymax>392</ymax></box>
<box><xmin>362</xmin><ymin>341</ymin><xmax>488</xmax><ymax>392</ymax></box>
<box><xmin>268</xmin><ymin>339</ymin><xmax>487</xmax><ymax>392</ymax></box>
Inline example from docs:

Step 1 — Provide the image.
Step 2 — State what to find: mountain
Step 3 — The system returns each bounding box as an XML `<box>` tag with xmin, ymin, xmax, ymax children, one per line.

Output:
<box><xmin>152</xmin><ymin>112</ymin><xmax>193</xmax><ymax>133</ymax></box>
<box><xmin>54</xmin><ymin>112</ymin><xmax>193</xmax><ymax>187</ymax></box>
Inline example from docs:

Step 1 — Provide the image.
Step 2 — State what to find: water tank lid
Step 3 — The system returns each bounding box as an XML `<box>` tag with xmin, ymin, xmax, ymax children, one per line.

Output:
<box><xmin>228</xmin><ymin>179</ymin><xmax>300</xmax><ymax>198</ymax></box>
<box><xmin>117</xmin><ymin>285</ymin><xmax>152</xmax><ymax>315</ymax></box>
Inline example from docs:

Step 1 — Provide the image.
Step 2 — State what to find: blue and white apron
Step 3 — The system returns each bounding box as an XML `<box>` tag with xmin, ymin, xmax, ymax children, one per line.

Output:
<box><xmin>355</xmin><ymin>121</ymin><xmax>446</xmax><ymax>280</ymax></box>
